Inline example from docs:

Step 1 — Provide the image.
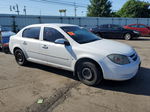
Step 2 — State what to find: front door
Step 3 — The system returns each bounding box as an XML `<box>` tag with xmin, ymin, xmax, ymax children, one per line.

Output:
<box><xmin>108</xmin><ymin>25</ymin><xmax>122</xmax><ymax>38</ymax></box>
<box><xmin>39</xmin><ymin>27</ymin><xmax>71</xmax><ymax>67</ymax></box>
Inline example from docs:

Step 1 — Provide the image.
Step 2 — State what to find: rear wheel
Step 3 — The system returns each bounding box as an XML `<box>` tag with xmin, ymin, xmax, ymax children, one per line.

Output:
<box><xmin>76</xmin><ymin>61</ymin><xmax>103</xmax><ymax>86</ymax></box>
<box><xmin>124</xmin><ymin>33</ymin><xmax>132</xmax><ymax>40</ymax></box>
<box><xmin>14</xmin><ymin>49</ymin><xmax>27</xmax><ymax>66</ymax></box>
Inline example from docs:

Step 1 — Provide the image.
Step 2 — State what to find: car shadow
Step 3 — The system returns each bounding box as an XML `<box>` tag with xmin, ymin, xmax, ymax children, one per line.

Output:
<box><xmin>95</xmin><ymin>67</ymin><xmax>150</xmax><ymax>96</ymax></box>
<box><xmin>131</xmin><ymin>37</ymin><xmax>150</xmax><ymax>41</ymax></box>
<box><xmin>26</xmin><ymin>62</ymin><xmax>78</xmax><ymax>81</ymax></box>
<box><xmin>26</xmin><ymin>62</ymin><xmax>150</xmax><ymax>96</ymax></box>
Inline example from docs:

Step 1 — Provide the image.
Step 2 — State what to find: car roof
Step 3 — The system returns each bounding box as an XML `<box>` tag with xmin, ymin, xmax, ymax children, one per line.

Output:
<box><xmin>26</xmin><ymin>23</ymin><xmax>77</xmax><ymax>28</ymax></box>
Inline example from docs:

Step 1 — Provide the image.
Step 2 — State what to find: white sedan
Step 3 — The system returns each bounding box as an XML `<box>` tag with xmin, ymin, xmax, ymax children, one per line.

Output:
<box><xmin>9</xmin><ymin>24</ymin><xmax>141</xmax><ymax>86</ymax></box>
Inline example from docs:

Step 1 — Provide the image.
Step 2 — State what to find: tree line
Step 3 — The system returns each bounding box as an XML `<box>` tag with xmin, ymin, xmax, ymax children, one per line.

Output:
<box><xmin>87</xmin><ymin>0</ymin><xmax>150</xmax><ymax>18</ymax></box>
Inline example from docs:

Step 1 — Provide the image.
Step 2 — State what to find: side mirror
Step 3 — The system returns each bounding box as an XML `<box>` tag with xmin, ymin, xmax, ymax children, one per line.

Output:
<box><xmin>55</xmin><ymin>38</ymin><xmax>70</xmax><ymax>46</ymax></box>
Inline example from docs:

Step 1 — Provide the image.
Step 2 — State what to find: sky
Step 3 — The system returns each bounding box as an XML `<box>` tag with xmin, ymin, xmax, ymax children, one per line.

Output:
<box><xmin>0</xmin><ymin>0</ymin><xmax>149</xmax><ymax>16</ymax></box>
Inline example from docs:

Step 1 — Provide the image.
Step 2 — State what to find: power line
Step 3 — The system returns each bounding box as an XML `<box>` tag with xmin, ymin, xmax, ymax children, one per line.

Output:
<box><xmin>30</xmin><ymin>0</ymin><xmax>88</xmax><ymax>16</ymax></box>
<box><xmin>30</xmin><ymin>0</ymin><xmax>88</xmax><ymax>8</ymax></box>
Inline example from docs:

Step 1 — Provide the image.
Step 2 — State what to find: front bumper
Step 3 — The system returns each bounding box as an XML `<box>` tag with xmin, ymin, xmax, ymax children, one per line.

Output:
<box><xmin>132</xmin><ymin>33</ymin><xmax>141</xmax><ymax>38</ymax></box>
<box><xmin>100</xmin><ymin>55</ymin><xmax>141</xmax><ymax>81</ymax></box>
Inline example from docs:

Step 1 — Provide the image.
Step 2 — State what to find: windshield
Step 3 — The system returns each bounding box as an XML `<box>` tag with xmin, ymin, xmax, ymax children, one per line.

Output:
<box><xmin>61</xmin><ymin>26</ymin><xmax>101</xmax><ymax>44</ymax></box>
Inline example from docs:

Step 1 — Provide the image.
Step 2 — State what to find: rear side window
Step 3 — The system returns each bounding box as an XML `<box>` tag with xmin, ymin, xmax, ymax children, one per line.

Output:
<box><xmin>43</xmin><ymin>27</ymin><xmax>65</xmax><ymax>42</ymax></box>
<box><xmin>138</xmin><ymin>25</ymin><xmax>146</xmax><ymax>28</ymax></box>
<box><xmin>22</xmin><ymin>27</ymin><xmax>40</xmax><ymax>39</ymax></box>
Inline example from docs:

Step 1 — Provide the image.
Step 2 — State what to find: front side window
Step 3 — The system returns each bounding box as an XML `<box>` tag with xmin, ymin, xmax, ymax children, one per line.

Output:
<box><xmin>22</xmin><ymin>27</ymin><xmax>40</xmax><ymax>39</ymax></box>
<box><xmin>43</xmin><ymin>27</ymin><xmax>65</xmax><ymax>42</ymax></box>
<box><xmin>99</xmin><ymin>25</ymin><xmax>108</xmax><ymax>28</ymax></box>
<box><xmin>130</xmin><ymin>25</ymin><xmax>138</xmax><ymax>28</ymax></box>
<box><xmin>61</xmin><ymin>26</ymin><xmax>100</xmax><ymax>44</ymax></box>
<box><xmin>110</xmin><ymin>24</ymin><xmax>122</xmax><ymax>30</ymax></box>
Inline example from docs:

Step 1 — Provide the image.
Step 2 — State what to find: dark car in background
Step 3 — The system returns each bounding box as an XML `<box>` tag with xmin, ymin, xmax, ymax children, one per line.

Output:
<box><xmin>90</xmin><ymin>24</ymin><xmax>140</xmax><ymax>40</ymax></box>
<box><xmin>124</xmin><ymin>24</ymin><xmax>150</xmax><ymax>37</ymax></box>
<box><xmin>0</xmin><ymin>27</ymin><xmax>15</xmax><ymax>53</ymax></box>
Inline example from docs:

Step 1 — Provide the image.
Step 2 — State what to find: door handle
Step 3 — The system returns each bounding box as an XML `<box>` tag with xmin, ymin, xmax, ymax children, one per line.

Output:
<box><xmin>23</xmin><ymin>41</ymin><xmax>27</xmax><ymax>45</ymax></box>
<box><xmin>42</xmin><ymin>45</ymin><xmax>48</xmax><ymax>49</ymax></box>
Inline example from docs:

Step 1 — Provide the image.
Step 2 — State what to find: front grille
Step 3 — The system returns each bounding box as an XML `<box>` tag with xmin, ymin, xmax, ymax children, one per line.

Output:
<box><xmin>130</xmin><ymin>53</ymin><xmax>137</xmax><ymax>61</ymax></box>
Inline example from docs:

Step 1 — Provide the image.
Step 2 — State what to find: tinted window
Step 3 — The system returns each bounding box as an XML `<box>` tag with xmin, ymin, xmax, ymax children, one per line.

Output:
<box><xmin>43</xmin><ymin>27</ymin><xmax>65</xmax><ymax>42</ymax></box>
<box><xmin>99</xmin><ymin>25</ymin><xmax>108</xmax><ymax>28</ymax></box>
<box><xmin>22</xmin><ymin>27</ymin><xmax>40</xmax><ymax>39</ymax></box>
<box><xmin>110</xmin><ymin>24</ymin><xmax>122</xmax><ymax>29</ymax></box>
<box><xmin>61</xmin><ymin>26</ymin><xmax>100</xmax><ymax>44</ymax></box>
<box><xmin>138</xmin><ymin>25</ymin><xmax>146</xmax><ymax>28</ymax></box>
<box><xmin>129</xmin><ymin>25</ymin><xmax>138</xmax><ymax>28</ymax></box>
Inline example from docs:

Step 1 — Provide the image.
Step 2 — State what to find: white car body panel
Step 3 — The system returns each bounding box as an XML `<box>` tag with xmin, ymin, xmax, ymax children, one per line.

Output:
<box><xmin>9</xmin><ymin>23</ymin><xmax>141</xmax><ymax>81</ymax></box>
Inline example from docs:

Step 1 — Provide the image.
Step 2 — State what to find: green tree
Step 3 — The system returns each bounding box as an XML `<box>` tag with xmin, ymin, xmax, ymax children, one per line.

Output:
<box><xmin>87</xmin><ymin>0</ymin><xmax>112</xmax><ymax>17</ymax></box>
<box><xmin>117</xmin><ymin>0</ymin><xmax>150</xmax><ymax>18</ymax></box>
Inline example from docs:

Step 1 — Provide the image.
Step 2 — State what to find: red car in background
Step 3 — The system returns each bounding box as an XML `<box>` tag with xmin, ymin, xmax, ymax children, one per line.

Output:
<box><xmin>124</xmin><ymin>24</ymin><xmax>150</xmax><ymax>37</ymax></box>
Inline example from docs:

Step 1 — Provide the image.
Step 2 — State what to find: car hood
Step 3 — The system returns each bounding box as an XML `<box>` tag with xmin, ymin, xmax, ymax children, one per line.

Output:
<box><xmin>80</xmin><ymin>39</ymin><xmax>134</xmax><ymax>56</ymax></box>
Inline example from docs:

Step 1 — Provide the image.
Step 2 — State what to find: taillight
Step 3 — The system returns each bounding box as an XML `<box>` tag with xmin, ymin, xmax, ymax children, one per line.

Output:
<box><xmin>2</xmin><ymin>43</ymin><xmax>9</xmax><ymax>47</ymax></box>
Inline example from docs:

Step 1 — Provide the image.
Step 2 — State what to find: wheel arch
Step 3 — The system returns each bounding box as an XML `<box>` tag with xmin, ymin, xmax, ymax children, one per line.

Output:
<box><xmin>74</xmin><ymin>57</ymin><xmax>103</xmax><ymax>77</ymax></box>
<box><xmin>13</xmin><ymin>46</ymin><xmax>28</xmax><ymax>59</ymax></box>
<box><xmin>13</xmin><ymin>47</ymin><xmax>22</xmax><ymax>54</ymax></box>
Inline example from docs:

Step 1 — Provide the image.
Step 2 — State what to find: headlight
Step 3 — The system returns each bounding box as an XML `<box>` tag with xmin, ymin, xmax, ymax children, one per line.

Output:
<box><xmin>133</xmin><ymin>31</ymin><xmax>139</xmax><ymax>34</ymax></box>
<box><xmin>107</xmin><ymin>54</ymin><xmax>130</xmax><ymax>65</ymax></box>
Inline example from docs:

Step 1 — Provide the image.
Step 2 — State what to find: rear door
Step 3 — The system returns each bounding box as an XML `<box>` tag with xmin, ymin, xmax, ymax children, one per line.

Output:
<box><xmin>21</xmin><ymin>27</ymin><xmax>42</xmax><ymax>60</ymax></box>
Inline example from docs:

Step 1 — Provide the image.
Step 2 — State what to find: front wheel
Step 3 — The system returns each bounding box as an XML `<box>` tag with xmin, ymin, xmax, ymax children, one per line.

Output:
<box><xmin>76</xmin><ymin>61</ymin><xmax>103</xmax><ymax>86</ymax></box>
<box><xmin>14</xmin><ymin>49</ymin><xmax>27</xmax><ymax>66</ymax></box>
<box><xmin>124</xmin><ymin>33</ymin><xmax>132</xmax><ymax>40</ymax></box>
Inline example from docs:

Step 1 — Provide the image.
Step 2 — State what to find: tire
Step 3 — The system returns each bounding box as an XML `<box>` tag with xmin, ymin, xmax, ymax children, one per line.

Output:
<box><xmin>14</xmin><ymin>49</ymin><xmax>27</xmax><ymax>66</ymax></box>
<box><xmin>96</xmin><ymin>33</ymin><xmax>102</xmax><ymax>38</ymax></box>
<box><xmin>76</xmin><ymin>61</ymin><xmax>103</xmax><ymax>86</ymax></box>
<box><xmin>124</xmin><ymin>33</ymin><xmax>132</xmax><ymax>40</ymax></box>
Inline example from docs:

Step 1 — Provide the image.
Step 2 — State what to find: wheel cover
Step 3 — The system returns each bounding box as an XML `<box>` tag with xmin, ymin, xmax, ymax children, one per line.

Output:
<box><xmin>81</xmin><ymin>68</ymin><xmax>93</xmax><ymax>80</ymax></box>
<box><xmin>16</xmin><ymin>52</ymin><xmax>23</xmax><ymax>62</ymax></box>
<box><xmin>125</xmin><ymin>34</ymin><xmax>131</xmax><ymax>40</ymax></box>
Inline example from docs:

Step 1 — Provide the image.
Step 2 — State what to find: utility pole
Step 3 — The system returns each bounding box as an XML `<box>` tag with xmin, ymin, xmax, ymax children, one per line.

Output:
<box><xmin>10</xmin><ymin>5</ymin><xmax>12</xmax><ymax>11</ymax></box>
<box><xmin>10</xmin><ymin>4</ymin><xmax>20</xmax><ymax>15</ymax></box>
<box><xmin>16</xmin><ymin>4</ymin><xmax>20</xmax><ymax>15</ymax></box>
<box><xmin>74</xmin><ymin>2</ymin><xmax>77</xmax><ymax>17</ymax></box>
<box><xmin>23</xmin><ymin>6</ymin><xmax>27</xmax><ymax>15</ymax></box>
<box><xmin>40</xmin><ymin>10</ymin><xmax>42</xmax><ymax>16</ymax></box>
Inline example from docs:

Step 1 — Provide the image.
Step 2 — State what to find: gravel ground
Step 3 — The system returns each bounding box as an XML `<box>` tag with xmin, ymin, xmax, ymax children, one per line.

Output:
<box><xmin>0</xmin><ymin>37</ymin><xmax>150</xmax><ymax>112</ymax></box>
